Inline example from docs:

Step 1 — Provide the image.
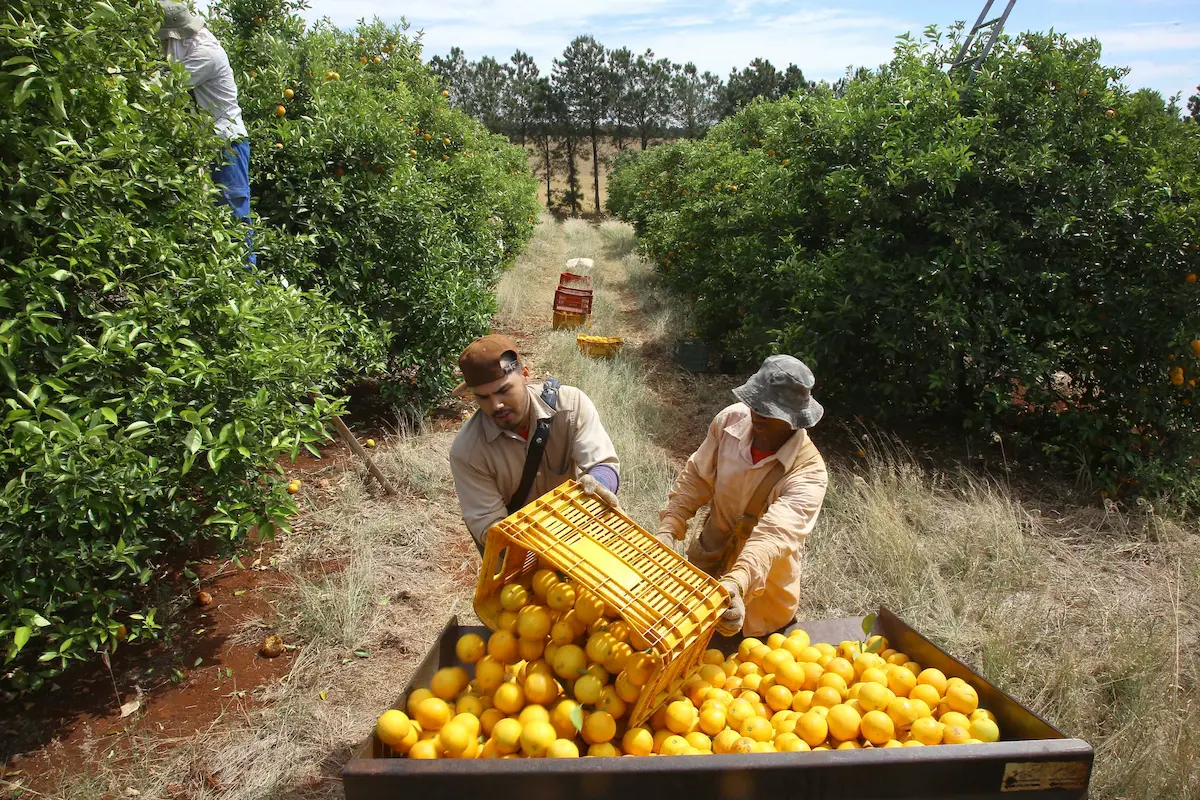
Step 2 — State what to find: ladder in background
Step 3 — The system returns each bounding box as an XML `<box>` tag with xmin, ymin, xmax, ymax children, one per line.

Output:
<box><xmin>949</xmin><ymin>0</ymin><xmax>1018</xmax><ymax>83</ymax></box>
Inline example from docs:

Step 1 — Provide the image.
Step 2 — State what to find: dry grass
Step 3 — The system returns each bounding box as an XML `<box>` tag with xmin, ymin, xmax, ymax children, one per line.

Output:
<box><xmin>802</xmin><ymin>440</ymin><xmax>1200</xmax><ymax>799</ymax></box>
<box><xmin>14</xmin><ymin>217</ymin><xmax>1199</xmax><ymax>800</ymax></box>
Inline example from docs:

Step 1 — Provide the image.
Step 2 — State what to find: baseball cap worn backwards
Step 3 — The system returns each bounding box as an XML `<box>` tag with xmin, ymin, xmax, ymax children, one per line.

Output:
<box><xmin>457</xmin><ymin>334</ymin><xmax>522</xmax><ymax>390</ymax></box>
<box><xmin>733</xmin><ymin>355</ymin><xmax>824</xmax><ymax>429</ymax></box>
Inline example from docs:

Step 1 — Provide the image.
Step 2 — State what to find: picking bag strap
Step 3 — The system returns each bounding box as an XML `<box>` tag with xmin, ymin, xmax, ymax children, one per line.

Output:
<box><xmin>506</xmin><ymin>379</ymin><xmax>561</xmax><ymax>515</ymax></box>
<box><xmin>745</xmin><ymin>460</ymin><xmax>787</xmax><ymax>521</ymax></box>
<box><xmin>721</xmin><ymin>460</ymin><xmax>787</xmax><ymax>576</ymax></box>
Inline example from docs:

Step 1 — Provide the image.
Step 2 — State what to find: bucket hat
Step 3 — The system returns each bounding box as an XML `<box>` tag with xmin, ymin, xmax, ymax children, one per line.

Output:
<box><xmin>733</xmin><ymin>355</ymin><xmax>824</xmax><ymax>429</ymax></box>
<box><xmin>156</xmin><ymin>1</ymin><xmax>205</xmax><ymax>40</ymax></box>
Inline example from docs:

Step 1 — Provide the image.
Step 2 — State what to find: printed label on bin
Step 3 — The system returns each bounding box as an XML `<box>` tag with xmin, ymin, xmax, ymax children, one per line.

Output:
<box><xmin>1001</xmin><ymin>761</ymin><xmax>1089</xmax><ymax>792</ymax></box>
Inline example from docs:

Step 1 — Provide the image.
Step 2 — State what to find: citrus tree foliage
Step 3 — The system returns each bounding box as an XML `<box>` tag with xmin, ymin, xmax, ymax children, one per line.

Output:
<box><xmin>609</xmin><ymin>29</ymin><xmax>1200</xmax><ymax>498</ymax></box>
<box><xmin>0</xmin><ymin>0</ymin><xmax>366</xmax><ymax>690</ymax></box>
<box><xmin>209</xmin><ymin>0</ymin><xmax>540</xmax><ymax>409</ymax></box>
<box><xmin>0</xmin><ymin>0</ymin><xmax>537</xmax><ymax>692</ymax></box>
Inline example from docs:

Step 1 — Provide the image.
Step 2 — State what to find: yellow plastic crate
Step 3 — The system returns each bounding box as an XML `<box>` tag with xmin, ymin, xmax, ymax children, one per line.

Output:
<box><xmin>576</xmin><ymin>334</ymin><xmax>623</xmax><ymax>359</ymax></box>
<box><xmin>474</xmin><ymin>480</ymin><xmax>729</xmax><ymax>727</ymax></box>
<box><xmin>552</xmin><ymin>310</ymin><xmax>589</xmax><ymax>330</ymax></box>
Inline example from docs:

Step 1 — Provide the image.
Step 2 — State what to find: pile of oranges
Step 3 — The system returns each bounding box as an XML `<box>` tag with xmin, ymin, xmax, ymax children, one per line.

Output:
<box><xmin>374</xmin><ymin>573</ymin><xmax>1002</xmax><ymax>759</ymax></box>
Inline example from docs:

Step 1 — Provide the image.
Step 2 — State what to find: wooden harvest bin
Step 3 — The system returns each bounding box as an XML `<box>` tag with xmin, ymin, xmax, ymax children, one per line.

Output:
<box><xmin>343</xmin><ymin>609</ymin><xmax>1093</xmax><ymax>800</ymax></box>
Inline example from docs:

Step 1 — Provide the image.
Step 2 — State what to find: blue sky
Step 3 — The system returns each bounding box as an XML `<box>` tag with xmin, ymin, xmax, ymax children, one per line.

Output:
<box><xmin>293</xmin><ymin>0</ymin><xmax>1199</xmax><ymax>100</ymax></box>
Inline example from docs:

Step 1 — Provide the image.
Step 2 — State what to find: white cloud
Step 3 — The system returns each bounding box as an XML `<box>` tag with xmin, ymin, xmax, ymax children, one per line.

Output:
<box><xmin>223</xmin><ymin>1</ymin><xmax>1195</xmax><ymax>97</ymax></box>
<box><xmin>303</xmin><ymin>1</ymin><xmax>914</xmax><ymax>82</ymax></box>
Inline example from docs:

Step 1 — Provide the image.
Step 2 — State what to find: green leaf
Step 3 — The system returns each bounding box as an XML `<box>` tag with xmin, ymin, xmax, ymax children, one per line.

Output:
<box><xmin>570</xmin><ymin>704</ymin><xmax>584</xmax><ymax>733</ymax></box>
<box><xmin>124</xmin><ymin>421</ymin><xmax>150</xmax><ymax>434</ymax></box>
<box><xmin>12</xmin><ymin>626</ymin><xmax>32</xmax><ymax>655</ymax></box>
<box><xmin>100</xmin><ymin>407</ymin><xmax>118</xmax><ymax>425</ymax></box>
<box><xmin>184</xmin><ymin>429</ymin><xmax>202</xmax><ymax>454</ymax></box>
<box><xmin>861</xmin><ymin>612</ymin><xmax>877</xmax><ymax>638</ymax></box>
<box><xmin>31</xmin><ymin>614</ymin><xmax>50</xmax><ymax>628</ymax></box>
<box><xmin>0</xmin><ymin>356</ymin><xmax>16</xmax><ymax>388</ymax></box>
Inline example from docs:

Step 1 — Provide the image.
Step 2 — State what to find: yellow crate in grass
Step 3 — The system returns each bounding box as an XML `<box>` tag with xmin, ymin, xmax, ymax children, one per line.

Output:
<box><xmin>474</xmin><ymin>480</ymin><xmax>729</xmax><ymax>727</ymax></box>
<box><xmin>576</xmin><ymin>334</ymin><xmax>623</xmax><ymax>359</ymax></box>
<box><xmin>552</xmin><ymin>310</ymin><xmax>589</xmax><ymax>330</ymax></box>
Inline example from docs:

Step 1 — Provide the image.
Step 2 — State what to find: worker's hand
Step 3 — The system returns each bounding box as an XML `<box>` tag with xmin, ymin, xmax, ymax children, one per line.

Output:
<box><xmin>655</xmin><ymin>518</ymin><xmax>681</xmax><ymax>550</ymax></box>
<box><xmin>580</xmin><ymin>473</ymin><xmax>621</xmax><ymax>511</ymax></box>
<box><xmin>716</xmin><ymin>578</ymin><xmax>746</xmax><ymax>637</ymax></box>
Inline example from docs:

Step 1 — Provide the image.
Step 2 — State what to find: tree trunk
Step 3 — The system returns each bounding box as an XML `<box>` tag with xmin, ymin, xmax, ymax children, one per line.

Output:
<box><xmin>542</xmin><ymin>135</ymin><xmax>552</xmax><ymax>207</ymax></box>
<box><xmin>640</xmin><ymin>120</ymin><xmax>649</xmax><ymax>150</ymax></box>
<box><xmin>590</xmin><ymin>118</ymin><xmax>601</xmax><ymax>214</ymax></box>
<box><xmin>565</xmin><ymin>134</ymin><xmax>579</xmax><ymax>215</ymax></box>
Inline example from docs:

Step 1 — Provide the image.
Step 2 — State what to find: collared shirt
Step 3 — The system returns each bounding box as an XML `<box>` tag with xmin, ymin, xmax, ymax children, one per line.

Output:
<box><xmin>660</xmin><ymin>403</ymin><xmax>828</xmax><ymax>636</ymax></box>
<box><xmin>165</xmin><ymin>28</ymin><xmax>248</xmax><ymax>141</ymax></box>
<box><xmin>449</xmin><ymin>382</ymin><xmax>620</xmax><ymax>545</ymax></box>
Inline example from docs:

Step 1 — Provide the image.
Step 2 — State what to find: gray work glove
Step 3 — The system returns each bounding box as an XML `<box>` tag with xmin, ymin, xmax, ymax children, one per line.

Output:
<box><xmin>716</xmin><ymin>577</ymin><xmax>746</xmax><ymax>637</ymax></box>
<box><xmin>580</xmin><ymin>473</ymin><xmax>621</xmax><ymax>511</ymax></box>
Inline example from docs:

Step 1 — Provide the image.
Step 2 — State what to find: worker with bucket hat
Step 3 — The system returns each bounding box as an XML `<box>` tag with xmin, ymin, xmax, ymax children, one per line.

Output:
<box><xmin>657</xmin><ymin>355</ymin><xmax>829</xmax><ymax>637</ymax></box>
<box><xmin>449</xmin><ymin>334</ymin><xmax>621</xmax><ymax>554</ymax></box>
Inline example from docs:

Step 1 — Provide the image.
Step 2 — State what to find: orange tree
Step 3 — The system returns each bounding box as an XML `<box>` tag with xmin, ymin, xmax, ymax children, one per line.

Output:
<box><xmin>209</xmin><ymin>0</ymin><xmax>539</xmax><ymax>410</ymax></box>
<box><xmin>609</xmin><ymin>29</ymin><xmax>1200</xmax><ymax>499</ymax></box>
<box><xmin>0</xmin><ymin>0</ymin><xmax>373</xmax><ymax>691</ymax></box>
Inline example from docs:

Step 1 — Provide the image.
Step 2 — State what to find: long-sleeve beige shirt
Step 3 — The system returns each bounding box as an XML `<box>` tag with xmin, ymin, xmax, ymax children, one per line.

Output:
<box><xmin>449</xmin><ymin>382</ymin><xmax>619</xmax><ymax>545</ymax></box>
<box><xmin>659</xmin><ymin>403</ymin><xmax>828</xmax><ymax>636</ymax></box>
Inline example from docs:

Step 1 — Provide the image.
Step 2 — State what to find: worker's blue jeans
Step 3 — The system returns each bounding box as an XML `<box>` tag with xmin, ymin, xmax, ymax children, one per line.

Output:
<box><xmin>212</xmin><ymin>139</ymin><xmax>256</xmax><ymax>267</ymax></box>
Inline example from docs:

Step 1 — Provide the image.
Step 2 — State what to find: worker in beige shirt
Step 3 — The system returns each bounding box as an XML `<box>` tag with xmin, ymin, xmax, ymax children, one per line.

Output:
<box><xmin>657</xmin><ymin>355</ymin><xmax>828</xmax><ymax>637</ymax></box>
<box><xmin>450</xmin><ymin>334</ymin><xmax>621</xmax><ymax>553</ymax></box>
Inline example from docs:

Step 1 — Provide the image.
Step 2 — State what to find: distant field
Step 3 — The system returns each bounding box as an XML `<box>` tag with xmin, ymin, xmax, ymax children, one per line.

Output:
<box><xmin>525</xmin><ymin>137</ymin><xmax>674</xmax><ymax>215</ymax></box>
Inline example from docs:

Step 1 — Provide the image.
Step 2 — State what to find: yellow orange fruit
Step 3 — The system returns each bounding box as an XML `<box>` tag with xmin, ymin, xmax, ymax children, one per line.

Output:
<box><xmin>861</xmin><ymin>710</ymin><xmax>895</xmax><ymax>745</ymax></box>
<box><xmin>493</xmin><ymin>682</ymin><xmax>525</xmax><ymax>715</ymax></box>
<box><xmin>499</xmin><ymin>583</ymin><xmax>529</xmax><ymax>611</ymax></box>
<box><xmin>487</xmin><ymin>630</ymin><xmax>519</xmax><ymax>664</ymax></box>
<box><xmin>531</xmin><ymin>569</ymin><xmax>557</xmax><ymax>599</ymax></box>
<box><xmin>546</xmin><ymin>738</ymin><xmax>579</xmax><ymax>758</ymax></box>
<box><xmin>552</xmin><ymin>644</ymin><xmax>587</xmax><ymax>680</ymax></box>
<box><xmin>740</xmin><ymin>716</ymin><xmax>774</xmax><ymax>743</ymax></box>
<box><xmin>408</xmin><ymin>739</ymin><xmax>440</xmax><ymax>759</ymax></box>
<box><xmin>582</xmin><ymin>711</ymin><xmax>616</xmax><ymax>744</ymax></box>
<box><xmin>858</xmin><ymin>682</ymin><xmax>889</xmax><ymax>713</ymax></box>
<box><xmin>970</xmin><ymin>717</ymin><xmax>1001</xmax><ymax>743</ymax></box>
<box><xmin>943</xmin><ymin>724</ymin><xmax>971</xmax><ymax>745</ymax></box>
<box><xmin>517</xmin><ymin>606</ymin><xmax>553</xmax><ymax>640</ymax></box>
<box><xmin>376</xmin><ymin>710</ymin><xmax>411</xmax><ymax>747</ymax></box>
<box><xmin>546</xmin><ymin>582</ymin><xmax>576</xmax><ymax>611</ymax></box>
<box><xmin>430</xmin><ymin>666</ymin><xmax>469</xmax><ymax>701</ymax></box>
<box><xmin>946</xmin><ymin>683</ymin><xmax>979</xmax><ymax>715</ymax></box>
<box><xmin>520</xmin><ymin>720</ymin><xmax>557</xmax><ymax>757</ymax></box>
<box><xmin>415</xmin><ymin>697</ymin><xmax>452</xmax><ymax>732</ymax></box>
<box><xmin>887</xmin><ymin>697</ymin><xmax>920</xmax><ymax>730</ymax></box>
<box><xmin>437</xmin><ymin>720</ymin><xmax>473</xmax><ymax>758</ymax></box>
<box><xmin>597</xmin><ymin>685</ymin><xmax>627</xmax><ymax>719</ymax></box>
<box><xmin>826</xmin><ymin>704</ymin><xmax>862</xmax><ymax>742</ymax></box>
<box><xmin>661</xmin><ymin>734</ymin><xmax>689</xmax><ymax>755</ymax></box>
<box><xmin>455</xmin><ymin>633</ymin><xmax>485</xmax><ymax>664</ymax></box>
<box><xmin>796</xmin><ymin>710</ymin><xmax>829</xmax><ymax>747</ymax></box>
<box><xmin>623</xmin><ymin>726</ymin><xmax>655</xmax><ymax>756</ymax></box>
<box><xmin>666</xmin><ymin>700</ymin><xmax>698</xmax><ymax>734</ymax></box>
<box><xmin>917</xmin><ymin>668</ymin><xmax>949</xmax><ymax>696</ymax></box>
<box><xmin>909</xmin><ymin>683</ymin><xmax>941</xmax><ymax>709</ymax></box>
<box><xmin>812</xmin><ymin>686</ymin><xmax>843</xmax><ymax>709</ymax></box>
<box><xmin>524</xmin><ymin>672</ymin><xmax>560</xmax><ymax>706</ymax></box>
<box><xmin>910</xmin><ymin>716</ymin><xmax>944</xmax><ymax>745</ymax></box>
